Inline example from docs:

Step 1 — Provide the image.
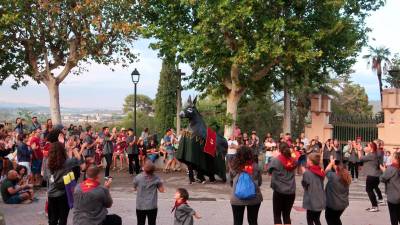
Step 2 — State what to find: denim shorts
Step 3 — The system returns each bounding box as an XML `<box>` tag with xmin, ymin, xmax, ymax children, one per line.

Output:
<box><xmin>5</xmin><ymin>194</ymin><xmax>22</xmax><ymax>204</ymax></box>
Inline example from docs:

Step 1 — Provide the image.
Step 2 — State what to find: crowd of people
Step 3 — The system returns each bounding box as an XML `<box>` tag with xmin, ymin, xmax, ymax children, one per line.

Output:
<box><xmin>0</xmin><ymin>117</ymin><xmax>400</xmax><ymax>225</ymax></box>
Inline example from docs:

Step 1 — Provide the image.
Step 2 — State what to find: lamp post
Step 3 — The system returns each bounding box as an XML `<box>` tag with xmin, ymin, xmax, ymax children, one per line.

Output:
<box><xmin>131</xmin><ymin>68</ymin><xmax>140</xmax><ymax>134</ymax></box>
<box><xmin>176</xmin><ymin>69</ymin><xmax>185</xmax><ymax>133</ymax></box>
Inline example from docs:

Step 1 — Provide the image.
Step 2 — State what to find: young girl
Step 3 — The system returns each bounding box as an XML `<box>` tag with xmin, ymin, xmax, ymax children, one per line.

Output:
<box><xmin>133</xmin><ymin>160</ymin><xmax>165</xmax><ymax>225</ymax></box>
<box><xmin>112</xmin><ymin>136</ymin><xmax>125</xmax><ymax>171</ymax></box>
<box><xmin>325</xmin><ymin>159</ymin><xmax>351</xmax><ymax>225</ymax></box>
<box><xmin>172</xmin><ymin>188</ymin><xmax>201</xmax><ymax>225</ymax></box>
<box><xmin>230</xmin><ymin>146</ymin><xmax>263</xmax><ymax>225</ymax></box>
<box><xmin>268</xmin><ymin>142</ymin><xmax>297</xmax><ymax>225</ymax></box>
<box><xmin>380</xmin><ymin>152</ymin><xmax>400</xmax><ymax>225</ymax></box>
<box><xmin>137</xmin><ymin>138</ymin><xmax>146</xmax><ymax>167</ymax></box>
<box><xmin>302</xmin><ymin>153</ymin><xmax>325</xmax><ymax>225</ymax></box>
<box><xmin>358</xmin><ymin>142</ymin><xmax>384</xmax><ymax>212</ymax></box>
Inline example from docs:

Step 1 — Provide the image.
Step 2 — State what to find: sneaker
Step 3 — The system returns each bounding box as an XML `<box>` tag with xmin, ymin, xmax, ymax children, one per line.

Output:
<box><xmin>378</xmin><ymin>200</ymin><xmax>386</xmax><ymax>206</ymax></box>
<box><xmin>366</xmin><ymin>207</ymin><xmax>379</xmax><ymax>212</ymax></box>
<box><xmin>353</xmin><ymin>178</ymin><xmax>358</xmax><ymax>183</ymax></box>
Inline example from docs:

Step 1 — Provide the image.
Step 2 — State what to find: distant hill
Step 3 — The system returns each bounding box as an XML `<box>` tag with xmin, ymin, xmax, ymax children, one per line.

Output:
<box><xmin>369</xmin><ymin>100</ymin><xmax>381</xmax><ymax>114</ymax></box>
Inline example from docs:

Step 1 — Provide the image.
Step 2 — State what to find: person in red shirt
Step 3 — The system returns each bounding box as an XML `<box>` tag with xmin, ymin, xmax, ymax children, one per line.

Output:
<box><xmin>112</xmin><ymin>136</ymin><xmax>125</xmax><ymax>171</ymax></box>
<box><xmin>29</xmin><ymin>128</ymin><xmax>43</xmax><ymax>186</ymax></box>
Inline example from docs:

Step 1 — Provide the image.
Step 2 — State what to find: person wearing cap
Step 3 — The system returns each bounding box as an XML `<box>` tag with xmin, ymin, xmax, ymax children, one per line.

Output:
<box><xmin>30</xmin><ymin>116</ymin><xmax>41</xmax><ymax>133</ymax></box>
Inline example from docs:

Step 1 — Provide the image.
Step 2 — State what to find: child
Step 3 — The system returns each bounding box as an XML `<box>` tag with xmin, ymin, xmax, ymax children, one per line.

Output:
<box><xmin>384</xmin><ymin>151</ymin><xmax>392</xmax><ymax>167</ymax></box>
<box><xmin>380</xmin><ymin>152</ymin><xmax>400</xmax><ymax>225</ymax></box>
<box><xmin>172</xmin><ymin>188</ymin><xmax>201</xmax><ymax>225</ymax></box>
<box><xmin>133</xmin><ymin>160</ymin><xmax>165</xmax><ymax>225</ymax></box>
<box><xmin>302</xmin><ymin>153</ymin><xmax>325</xmax><ymax>225</ymax></box>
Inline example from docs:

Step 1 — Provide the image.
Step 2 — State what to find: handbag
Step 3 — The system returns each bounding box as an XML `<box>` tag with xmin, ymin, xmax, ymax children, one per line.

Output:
<box><xmin>234</xmin><ymin>172</ymin><xmax>256</xmax><ymax>200</ymax></box>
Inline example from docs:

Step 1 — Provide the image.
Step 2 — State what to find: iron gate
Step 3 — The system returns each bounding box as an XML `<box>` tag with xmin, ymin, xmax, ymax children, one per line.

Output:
<box><xmin>330</xmin><ymin>113</ymin><xmax>384</xmax><ymax>145</ymax></box>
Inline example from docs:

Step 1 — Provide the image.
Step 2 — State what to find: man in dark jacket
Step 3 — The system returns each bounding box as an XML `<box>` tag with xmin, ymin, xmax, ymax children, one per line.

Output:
<box><xmin>73</xmin><ymin>166</ymin><xmax>121</xmax><ymax>225</ymax></box>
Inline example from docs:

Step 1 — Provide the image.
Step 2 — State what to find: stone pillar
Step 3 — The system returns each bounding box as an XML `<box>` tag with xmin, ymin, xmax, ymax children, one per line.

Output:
<box><xmin>378</xmin><ymin>88</ymin><xmax>400</xmax><ymax>151</ymax></box>
<box><xmin>305</xmin><ymin>94</ymin><xmax>333</xmax><ymax>143</ymax></box>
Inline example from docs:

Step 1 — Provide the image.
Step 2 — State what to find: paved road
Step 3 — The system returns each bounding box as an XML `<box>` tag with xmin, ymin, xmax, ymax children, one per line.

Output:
<box><xmin>0</xmin><ymin>170</ymin><xmax>392</xmax><ymax>225</ymax></box>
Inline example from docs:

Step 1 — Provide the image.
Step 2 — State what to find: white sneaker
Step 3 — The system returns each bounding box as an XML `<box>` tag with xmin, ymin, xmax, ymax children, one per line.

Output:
<box><xmin>366</xmin><ymin>207</ymin><xmax>379</xmax><ymax>212</ymax></box>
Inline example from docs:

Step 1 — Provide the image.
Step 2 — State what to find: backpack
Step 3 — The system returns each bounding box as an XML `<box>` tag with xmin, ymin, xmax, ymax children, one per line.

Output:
<box><xmin>234</xmin><ymin>172</ymin><xmax>256</xmax><ymax>200</ymax></box>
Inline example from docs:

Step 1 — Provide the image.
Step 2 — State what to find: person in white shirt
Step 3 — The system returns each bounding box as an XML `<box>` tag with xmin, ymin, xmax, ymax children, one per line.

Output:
<box><xmin>227</xmin><ymin>135</ymin><xmax>239</xmax><ymax>172</ymax></box>
<box><xmin>300</xmin><ymin>132</ymin><xmax>309</xmax><ymax>149</ymax></box>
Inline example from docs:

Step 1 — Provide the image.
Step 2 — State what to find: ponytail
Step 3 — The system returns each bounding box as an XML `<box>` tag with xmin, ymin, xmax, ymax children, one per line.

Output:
<box><xmin>336</xmin><ymin>165</ymin><xmax>351</xmax><ymax>187</ymax></box>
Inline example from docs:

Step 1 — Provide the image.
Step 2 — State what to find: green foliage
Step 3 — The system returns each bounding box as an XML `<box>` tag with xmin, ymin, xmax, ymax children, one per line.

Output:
<box><xmin>141</xmin><ymin>0</ymin><xmax>385</xmax><ymax>133</ymax></box>
<box><xmin>236</xmin><ymin>93</ymin><xmax>282</xmax><ymax>138</ymax></box>
<box><xmin>385</xmin><ymin>54</ymin><xmax>400</xmax><ymax>88</ymax></box>
<box><xmin>120</xmin><ymin>111</ymin><xmax>157</xmax><ymax>136</ymax></box>
<box><xmin>0</xmin><ymin>0</ymin><xmax>140</xmax><ymax>87</ymax></box>
<box><xmin>332</xmin><ymin>82</ymin><xmax>373</xmax><ymax>116</ymax></box>
<box><xmin>122</xmin><ymin>94</ymin><xmax>154</xmax><ymax>114</ymax></box>
<box><xmin>154</xmin><ymin>60</ymin><xmax>178</xmax><ymax>133</ymax></box>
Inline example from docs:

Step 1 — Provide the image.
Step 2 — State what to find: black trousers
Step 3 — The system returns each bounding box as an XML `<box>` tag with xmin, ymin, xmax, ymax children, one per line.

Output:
<box><xmin>136</xmin><ymin>208</ymin><xmax>157</xmax><ymax>225</ymax></box>
<box><xmin>366</xmin><ymin>176</ymin><xmax>383</xmax><ymax>207</ymax></box>
<box><xmin>48</xmin><ymin>194</ymin><xmax>69</xmax><ymax>225</ymax></box>
<box><xmin>388</xmin><ymin>202</ymin><xmax>400</xmax><ymax>225</ymax></box>
<box><xmin>325</xmin><ymin>207</ymin><xmax>344</xmax><ymax>225</ymax></box>
<box><xmin>104</xmin><ymin>153</ymin><xmax>112</xmax><ymax>177</ymax></box>
<box><xmin>231</xmin><ymin>204</ymin><xmax>261</xmax><ymax>225</ymax></box>
<box><xmin>323</xmin><ymin>159</ymin><xmax>330</xmax><ymax>170</ymax></box>
<box><xmin>273</xmin><ymin>191</ymin><xmax>295</xmax><ymax>224</ymax></box>
<box><xmin>348</xmin><ymin>162</ymin><xmax>359</xmax><ymax>179</ymax></box>
<box><xmin>306</xmin><ymin>210</ymin><xmax>322</xmax><ymax>225</ymax></box>
<box><xmin>102</xmin><ymin>214</ymin><xmax>122</xmax><ymax>225</ymax></box>
<box><xmin>128</xmin><ymin>154</ymin><xmax>140</xmax><ymax>174</ymax></box>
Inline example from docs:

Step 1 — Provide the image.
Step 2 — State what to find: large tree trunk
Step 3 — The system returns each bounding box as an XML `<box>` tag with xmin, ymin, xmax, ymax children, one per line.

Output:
<box><xmin>224</xmin><ymin>89</ymin><xmax>243</xmax><ymax>138</ymax></box>
<box><xmin>45</xmin><ymin>79</ymin><xmax>62</xmax><ymax>125</ymax></box>
<box><xmin>282</xmin><ymin>83</ymin><xmax>291</xmax><ymax>134</ymax></box>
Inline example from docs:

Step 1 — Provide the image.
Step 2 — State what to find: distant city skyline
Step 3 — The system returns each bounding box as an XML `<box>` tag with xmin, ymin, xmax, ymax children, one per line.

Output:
<box><xmin>0</xmin><ymin>0</ymin><xmax>399</xmax><ymax>109</ymax></box>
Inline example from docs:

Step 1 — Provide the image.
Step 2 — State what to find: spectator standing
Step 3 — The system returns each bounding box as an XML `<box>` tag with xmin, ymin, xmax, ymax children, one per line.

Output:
<box><xmin>324</xmin><ymin>159</ymin><xmax>351</xmax><ymax>225</ymax></box>
<box><xmin>233</xmin><ymin>125</ymin><xmax>241</xmax><ymax>139</ymax></box>
<box><xmin>30</xmin><ymin>129</ymin><xmax>43</xmax><ymax>186</ymax></box>
<box><xmin>268</xmin><ymin>142</ymin><xmax>297</xmax><ymax>225</ymax></box>
<box><xmin>47</xmin><ymin>141</ymin><xmax>82</xmax><ymax>225</ymax></box>
<box><xmin>73</xmin><ymin>166</ymin><xmax>122</xmax><ymax>225</ymax></box>
<box><xmin>227</xmin><ymin>135</ymin><xmax>239</xmax><ymax>172</ymax></box>
<box><xmin>30</xmin><ymin>116</ymin><xmax>41</xmax><ymax>133</ymax></box>
<box><xmin>302</xmin><ymin>153</ymin><xmax>325</xmax><ymax>225</ymax></box>
<box><xmin>14</xmin><ymin>118</ymin><xmax>24</xmax><ymax>136</ymax></box>
<box><xmin>230</xmin><ymin>146</ymin><xmax>263</xmax><ymax>225</ymax></box>
<box><xmin>347</xmin><ymin>141</ymin><xmax>360</xmax><ymax>182</ymax></box>
<box><xmin>380</xmin><ymin>152</ymin><xmax>400</xmax><ymax>225</ymax></box>
<box><xmin>126</xmin><ymin>129</ymin><xmax>139</xmax><ymax>175</ymax></box>
<box><xmin>358</xmin><ymin>142</ymin><xmax>384</xmax><ymax>212</ymax></box>
<box><xmin>322</xmin><ymin>139</ymin><xmax>334</xmax><ymax>169</ymax></box>
<box><xmin>16</xmin><ymin>134</ymin><xmax>32</xmax><ymax>175</ymax></box>
<box><xmin>172</xmin><ymin>188</ymin><xmax>201</xmax><ymax>225</ymax></box>
<box><xmin>133</xmin><ymin>160</ymin><xmax>165</xmax><ymax>225</ymax></box>
<box><xmin>300</xmin><ymin>132</ymin><xmax>309</xmax><ymax>149</ymax></box>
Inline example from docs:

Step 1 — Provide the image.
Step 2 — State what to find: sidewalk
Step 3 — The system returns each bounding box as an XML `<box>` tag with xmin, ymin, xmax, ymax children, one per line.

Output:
<box><xmin>0</xmin><ymin>197</ymin><xmax>391</xmax><ymax>225</ymax></box>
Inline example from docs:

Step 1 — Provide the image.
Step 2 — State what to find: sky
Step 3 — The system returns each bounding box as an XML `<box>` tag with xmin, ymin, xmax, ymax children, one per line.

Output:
<box><xmin>0</xmin><ymin>0</ymin><xmax>399</xmax><ymax>109</ymax></box>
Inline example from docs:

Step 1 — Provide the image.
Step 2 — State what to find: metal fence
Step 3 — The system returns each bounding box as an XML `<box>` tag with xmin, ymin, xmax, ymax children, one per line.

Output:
<box><xmin>330</xmin><ymin>113</ymin><xmax>384</xmax><ymax>145</ymax></box>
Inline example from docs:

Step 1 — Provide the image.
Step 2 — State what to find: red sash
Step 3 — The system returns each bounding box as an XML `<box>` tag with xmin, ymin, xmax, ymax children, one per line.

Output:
<box><xmin>204</xmin><ymin>127</ymin><xmax>217</xmax><ymax>157</ymax></box>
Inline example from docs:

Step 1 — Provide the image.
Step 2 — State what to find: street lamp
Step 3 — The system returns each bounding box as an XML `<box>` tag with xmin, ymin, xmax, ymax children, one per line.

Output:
<box><xmin>131</xmin><ymin>68</ymin><xmax>140</xmax><ymax>134</ymax></box>
<box><xmin>176</xmin><ymin>69</ymin><xmax>185</xmax><ymax>133</ymax></box>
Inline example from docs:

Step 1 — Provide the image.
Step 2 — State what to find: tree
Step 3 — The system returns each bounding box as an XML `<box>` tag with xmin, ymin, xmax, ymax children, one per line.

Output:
<box><xmin>385</xmin><ymin>53</ymin><xmax>400</xmax><ymax>88</ymax></box>
<box><xmin>0</xmin><ymin>1</ymin><xmax>140</xmax><ymax>124</ymax></box>
<box><xmin>332</xmin><ymin>82</ymin><xmax>373</xmax><ymax>116</ymax></box>
<box><xmin>122</xmin><ymin>94</ymin><xmax>153</xmax><ymax>114</ymax></box>
<box><xmin>141</xmin><ymin>0</ymin><xmax>385</xmax><ymax>137</ymax></box>
<box><xmin>154</xmin><ymin>60</ymin><xmax>178</xmax><ymax>133</ymax></box>
<box><xmin>363</xmin><ymin>46</ymin><xmax>391</xmax><ymax>103</ymax></box>
<box><xmin>120</xmin><ymin>111</ymin><xmax>157</xmax><ymax>136</ymax></box>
